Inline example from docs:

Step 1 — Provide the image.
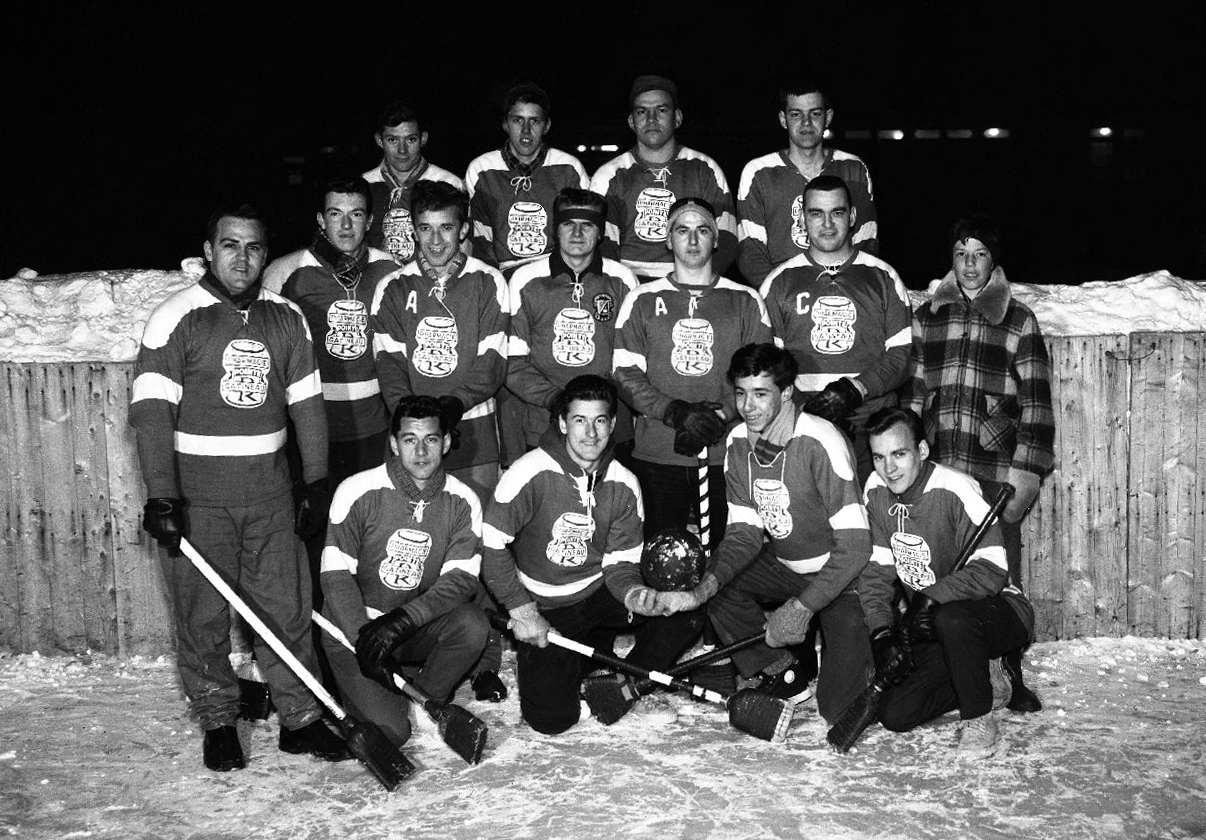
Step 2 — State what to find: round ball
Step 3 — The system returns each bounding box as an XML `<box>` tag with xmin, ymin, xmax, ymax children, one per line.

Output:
<box><xmin>640</xmin><ymin>528</ymin><xmax>705</xmax><ymax>591</ymax></box>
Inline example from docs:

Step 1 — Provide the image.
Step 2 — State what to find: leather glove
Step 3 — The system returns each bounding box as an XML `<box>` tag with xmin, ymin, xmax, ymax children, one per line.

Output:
<box><xmin>355</xmin><ymin>608</ymin><xmax>419</xmax><ymax>689</ymax></box>
<box><xmin>902</xmin><ymin>592</ymin><xmax>940</xmax><ymax>645</ymax></box>
<box><xmin>870</xmin><ymin>625</ymin><xmax>913</xmax><ymax>685</ymax></box>
<box><xmin>1003</xmin><ymin>468</ymin><xmax>1041</xmax><ymax>523</ymax></box>
<box><xmin>764</xmin><ymin>598</ymin><xmax>814</xmax><ymax>648</ymax></box>
<box><xmin>437</xmin><ymin>395</ymin><xmax>465</xmax><ymax>450</ymax></box>
<box><xmin>507</xmin><ymin>601</ymin><xmax>551</xmax><ymax>648</ymax></box>
<box><xmin>143</xmin><ymin>498</ymin><xmax>186</xmax><ymax>550</ymax></box>
<box><xmin>294</xmin><ymin>478</ymin><xmax>331</xmax><ymax>541</ymax></box>
<box><xmin>801</xmin><ymin>377</ymin><xmax>863</xmax><ymax>426</ymax></box>
<box><xmin>664</xmin><ymin>400</ymin><xmax>726</xmax><ymax>454</ymax></box>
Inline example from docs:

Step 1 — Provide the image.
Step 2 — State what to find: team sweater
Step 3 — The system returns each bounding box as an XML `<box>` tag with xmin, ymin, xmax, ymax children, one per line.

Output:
<box><xmin>273</xmin><ymin>248</ymin><xmax>395</xmax><ymax>442</ymax></box>
<box><xmin>130</xmin><ymin>273</ymin><xmax>327</xmax><ymax>507</ymax></box>
<box><xmin>320</xmin><ymin>460</ymin><xmax>482</xmax><ymax>645</ymax></box>
<box><xmin>363</xmin><ymin>159</ymin><xmax>465</xmax><ymax>263</ymax></box>
<box><xmin>860</xmin><ymin>460</ymin><xmax>1035</xmax><ymax>637</ymax></box>
<box><xmin>759</xmin><ymin>250</ymin><xmax>912</xmax><ymax>428</ymax></box>
<box><xmin>481</xmin><ymin>432</ymin><xmax>644</xmax><ymax>611</ymax></box>
<box><xmin>370</xmin><ymin>256</ymin><xmax>509</xmax><ymax>470</ymax></box>
<box><xmin>712</xmin><ymin>406</ymin><xmax>871</xmax><ymax>613</ymax></box>
<box><xmin>589</xmin><ymin>145</ymin><xmax>737</xmax><ymax>280</ymax></box>
<box><xmin>737</xmin><ymin>148</ymin><xmax>878</xmax><ymax>285</ymax></box>
<box><xmin>464</xmin><ymin>147</ymin><xmax>589</xmax><ymax>272</ymax></box>
<box><xmin>613</xmin><ymin>275</ymin><xmax>772</xmax><ymax>467</ymax></box>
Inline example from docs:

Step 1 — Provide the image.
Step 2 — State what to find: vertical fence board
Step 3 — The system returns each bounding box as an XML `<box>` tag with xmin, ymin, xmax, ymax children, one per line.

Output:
<box><xmin>1128</xmin><ymin>335</ymin><xmax>1166</xmax><ymax>636</ymax></box>
<box><xmin>7</xmin><ymin>366</ymin><xmax>54</xmax><ymax>649</ymax></box>
<box><xmin>73</xmin><ymin>364</ymin><xmax>119</xmax><ymax>651</ymax></box>
<box><xmin>0</xmin><ymin>367</ymin><xmax>21</xmax><ymax>649</ymax></box>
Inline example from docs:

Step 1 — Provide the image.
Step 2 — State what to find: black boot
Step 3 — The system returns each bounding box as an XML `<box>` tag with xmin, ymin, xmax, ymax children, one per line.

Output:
<box><xmin>280</xmin><ymin>719</ymin><xmax>353</xmax><ymax>761</ymax></box>
<box><xmin>203</xmin><ymin>725</ymin><xmax>246</xmax><ymax>772</ymax></box>
<box><xmin>1003</xmin><ymin>649</ymin><xmax>1042</xmax><ymax>713</ymax></box>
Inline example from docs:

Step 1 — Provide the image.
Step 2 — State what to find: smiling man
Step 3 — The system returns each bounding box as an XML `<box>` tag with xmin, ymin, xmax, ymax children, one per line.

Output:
<box><xmin>737</xmin><ymin>82</ymin><xmax>877</xmax><ymax>286</ymax></box>
<box><xmin>859</xmin><ymin>406</ymin><xmax>1033</xmax><ymax>758</ymax></box>
<box><xmin>759</xmin><ymin>175</ymin><xmax>911</xmax><ymax>484</ymax></box>
<box><xmin>590</xmin><ymin>75</ymin><xmax>737</xmax><ymax>282</ymax></box>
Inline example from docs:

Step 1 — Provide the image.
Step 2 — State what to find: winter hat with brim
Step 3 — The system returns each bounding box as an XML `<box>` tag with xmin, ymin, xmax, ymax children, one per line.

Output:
<box><xmin>665</xmin><ymin>197</ymin><xmax>718</xmax><ymax>240</ymax></box>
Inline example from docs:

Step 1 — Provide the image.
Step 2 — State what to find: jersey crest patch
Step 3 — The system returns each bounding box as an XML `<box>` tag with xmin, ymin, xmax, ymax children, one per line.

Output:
<box><xmin>325</xmin><ymin>299</ymin><xmax>369</xmax><ymax>360</ymax></box>
<box><xmin>891</xmin><ymin>531</ymin><xmax>936</xmax><ymax>590</ymax></box>
<box><xmin>383</xmin><ymin>208</ymin><xmax>416</xmax><ymax>261</ymax></box>
<box><xmin>552</xmin><ymin>308</ymin><xmax>595</xmax><ymax>367</ymax></box>
<box><xmin>789</xmin><ymin>194</ymin><xmax>810</xmax><ymax>250</ymax></box>
<box><xmin>507</xmin><ymin>201</ymin><xmax>548</xmax><ymax>257</ymax></box>
<box><xmin>634</xmin><ymin>187</ymin><xmax>675</xmax><ymax>242</ymax></box>
<box><xmin>380</xmin><ymin>528</ymin><xmax>432</xmax><ymax>590</ymax></box>
<box><xmin>810</xmin><ymin>295</ymin><xmax>856</xmax><ymax>355</ymax></box>
<box><xmin>547</xmin><ymin>511</ymin><xmax>594</xmax><ymax>567</ymax></box>
<box><xmin>670</xmin><ymin>317</ymin><xmax>714</xmax><ymax>376</ymax></box>
<box><xmin>592</xmin><ymin>293</ymin><xmax>615</xmax><ymax>322</ymax></box>
<box><xmin>413</xmin><ymin>316</ymin><xmax>459</xmax><ymax>377</ymax></box>
<box><xmin>753</xmin><ymin>478</ymin><xmax>793</xmax><ymax>538</ymax></box>
<box><xmin>220</xmin><ymin>339</ymin><xmax>271</xmax><ymax>408</ymax></box>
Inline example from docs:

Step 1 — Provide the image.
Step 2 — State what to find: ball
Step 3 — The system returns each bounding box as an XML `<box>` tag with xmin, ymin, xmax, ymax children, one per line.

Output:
<box><xmin>640</xmin><ymin>528</ymin><xmax>705</xmax><ymax>591</ymax></box>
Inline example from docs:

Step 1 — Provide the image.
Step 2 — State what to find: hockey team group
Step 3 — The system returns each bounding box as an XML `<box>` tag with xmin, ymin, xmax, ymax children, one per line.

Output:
<box><xmin>129</xmin><ymin>72</ymin><xmax>1056</xmax><ymax>776</ymax></box>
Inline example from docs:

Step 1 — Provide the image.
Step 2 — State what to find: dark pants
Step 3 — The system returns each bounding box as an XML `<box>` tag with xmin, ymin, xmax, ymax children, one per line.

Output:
<box><xmin>322</xmin><ymin>603</ymin><xmax>488</xmax><ymax>747</ymax></box>
<box><xmin>707</xmin><ymin>544</ymin><xmax>873</xmax><ymax>724</ymax></box>
<box><xmin>878</xmin><ymin>596</ymin><xmax>1031</xmax><ymax>730</ymax></box>
<box><xmin>161</xmin><ymin>495</ymin><xmax>320</xmax><ymax>731</ymax></box>
<box><xmin>978</xmin><ymin>478</ymin><xmax>1025</xmax><ymax>591</ymax></box>
<box><xmin>517</xmin><ymin>587</ymin><xmax>705</xmax><ymax>735</ymax></box>
<box><xmin>630</xmin><ymin>458</ymin><xmax>727</xmax><ymax>555</ymax></box>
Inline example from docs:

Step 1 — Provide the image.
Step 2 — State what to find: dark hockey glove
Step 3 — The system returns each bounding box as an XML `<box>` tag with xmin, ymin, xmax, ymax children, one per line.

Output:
<box><xmin>294</xmin><ymin>478</ymin><xmax>332</xmax><ymax>542</ymax></box>
<box><xmin>870</xmin><ymin>625</ymin><xmax>913</xmax><ymax>685</ymax></box>
<box><xmin>801</xmin><ymin>378</ymin><xmax>862</xmax><ymax>426</ymax></box>
<box><xmin>143</xmin><ymin>498</ymin><xmax>186</xmax><ymax>551</ymax></box>
<box><xmin>355</xmin><ymin>608</ymin><xmax>419</xmax><ymax>690</ymax></box>
<box><xmin>438</xmin><ymin>395</ymin><xmax>465</xmax><ymax>450</ymax></box>
<box><xmin>665</xmin><ymin>400</ymin><xmax>726</xmax><ymax>455</ymax></box>
<box><xmin>903</xmin><ymin>592</ymin><xmax>940</xmax><ymax>645</ymax></box>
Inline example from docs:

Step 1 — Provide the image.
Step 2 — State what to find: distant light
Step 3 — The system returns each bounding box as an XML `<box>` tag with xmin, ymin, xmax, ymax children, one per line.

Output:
<box><xmin>321</xmin><ymin>146</ymin><xmax>337</xmax><ymax>154</ymax></box>
<box><xmin>983</xmin><ymin>128</ymin><xmax>1009</xmax><ymax>139</ymax></box>
<box><xmin>1093</xmin><ymin>126</ymin><xmax>1113</xmax><ymax>137</ymax></box>
<box><xmin>914</xmin><ymin>129</ymin><xmax>941</xmax><ymax>140</ymax></box>
<box><xmin>845</xmin><ymin>129</ymin><xmax>872</xmax><ymax>140</ymax></box>
<box><xmin>577</xmin><ymin>144</ymin><xmax>587</xmax><ymax>152</ymax></box>
<box><xmin>822</xmin><ymin>128</ymin><xmax>833</xmax><ymax>140</ymax></box>
<box><xmin>600</xmin><ymin>144</ymin><xmax>619</xmax><ymax>152</ymax></box>
<box><xmin>877</xmin><ymin>129</ymin><xmax>905</xmax><ymax>141</ymax></box>
<box><xmin>946</xmin><ymin>129</ymin><xmax>973</xmax><ymax>139</ymax></box>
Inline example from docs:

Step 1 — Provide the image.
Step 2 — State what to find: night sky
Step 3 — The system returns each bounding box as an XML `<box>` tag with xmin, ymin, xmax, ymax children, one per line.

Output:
<box><xmin>5</xmin><ymin>4</ymin><xmax>1202</xmax><ymax>287</ymax></box>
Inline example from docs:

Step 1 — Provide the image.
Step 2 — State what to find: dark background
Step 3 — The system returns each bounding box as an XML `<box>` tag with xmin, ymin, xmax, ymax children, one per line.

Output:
<box><xmin>5</xmin><ymin>3</ymin><xmax>1203</xmax><ymax>288</ymax></box>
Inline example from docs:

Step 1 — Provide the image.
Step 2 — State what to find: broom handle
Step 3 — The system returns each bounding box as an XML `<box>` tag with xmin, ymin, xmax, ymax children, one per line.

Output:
<box><xmin>311</xmin><ymin>609</ymin><xmax>433</xmax><ymax>705</ymax></box>
<box><xmin>697</xmin><ymin>450</ymin><xmax>711</xmax><ymax>558</ymax></box>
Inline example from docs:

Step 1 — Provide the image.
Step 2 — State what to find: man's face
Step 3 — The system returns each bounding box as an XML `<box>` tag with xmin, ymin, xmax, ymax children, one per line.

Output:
<box><xmin>667</xmin><ymin>209</ymin><xmax>716</xmax><ymax>271</ymax></box>
<box><xmin>952</xmin><ymin>237</ymin><xmax>995</xmax><ymax>294</ymax></box>
<box><xmin>627</xmin><ymin>90</ymin><xmax>681</xmax><ymax>152</ymax></box>
<box><xmin>414</xmin><ymin>208</ymin><xmax>467</xmax><ymax>268</ymax></box>
<box><xmin>559</xmin><ymin>398</ymin><xmax>616</xmax><ymax>469</ymax></box>
<box><xmin>557</xmin><ymin>218</ymin><xmax>600</xmax><ymax>262</ymax></box>
<box><xmin>503</xmin><ymin>102</ymin><xmax>549</xmax><ymax>162</ymax></box>
<box><xmin>870</xmin><ymin>422</ymin><xmax>929</xmax><ymax>496</ymax></box>
<box><xmin>734</xmin><ymin>372</ymin><xmax>792</xmax><ymax>434</ymax></box>
<box><xmin>779</xmin><ymin>92</ymin><xmax>832</xmax><ymax>152</ymax></box>
<box><xmin>803</xmin><ymin>188</ymin><xmax>855</xmax><ymax>256</ymax></box>
<box><xmin>317</xmin><ymin>191</ymin><xmax>371</xmax><ymax>255</ymax></box>
<box><xmin>390</xmin><ymin>416</ymin><xmax>450</xmax><ymax>483</ymax></box>
<box><xmin>203</xmin><ymin>216</ymin><xmax>267</xmax><ymax>296</ymax></box>
<box><xmin>376</xmin><ymin>121</ymin><xmax>427</xmax><ymax>174</ymax></box>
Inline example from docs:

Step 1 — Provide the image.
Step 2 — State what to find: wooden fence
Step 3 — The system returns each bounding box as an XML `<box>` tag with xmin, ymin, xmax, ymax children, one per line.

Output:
<box><xmin>2</xmin><ymin>336</ymin><xmax>1204</xmax><ymax>654</ymax></box>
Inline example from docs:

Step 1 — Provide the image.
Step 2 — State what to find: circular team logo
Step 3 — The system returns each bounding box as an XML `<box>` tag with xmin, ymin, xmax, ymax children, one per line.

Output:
<box><xmin>325</xmin><ymin>299</ymin><xmax>369</xmax><ymax>360</ymax></box>
<box><xmin>380</xmin><ymin>528</ymin><xmax>433</xmax><ymax>590</ymax></box>
<box><xmin>552</xmin><ymin>308</ymin><xmax>596</xmax><ymax>367</ymax></box>
<box><xmin>546</xmin><ymin>511</ymin><xmax>594</xmax><ymax>567</ymax></box>
<box><xmin>383</xmin><ymin>208</ymin><xmax>416</xmax><ymax>261</ymax></box>
<box><xmin>634</xmin><ymin>187</ymin><xmax>675</xmax><ymax>242</ymax></box>
<box><xmin>752</xmin><ymin>478</ymin><xmax>793</xmax><ymax>539</ymax></box>
<box><xmin>789</xmin><ymin>194</ymin><xmax>809</xmax><ymax>250</ymax></box>
<box><xmin>507</xmin><ymin>201</ymin><xmax>548</xmax><ymax>257</ymax></box>
<box><xmin>592</xmin><ymin>293</ymin><xmax>615</xmax><ymax>322</ymax></box>
<box><xmin>670</xmin><ymin>318</ymin><xmax>714</xmax><ymax>376</ymax></box>
<box><xmin>413</xmin><ymin>316</ymin><xmax>459</xmax><ymax>378</ymax></box>
<box><xmin>219</xmin><ymin>339</ymin><xmax>271</xmax><ymax>408</ymax></box>
<box><xmin>810</xmin><ymin>295</ymin><xmax>856</xmax><ymax>355</ymax></box>
<box><xmin>890</xmin><ymin>531</ymin><xmax>935</xmax><ymax>590</ymax></box>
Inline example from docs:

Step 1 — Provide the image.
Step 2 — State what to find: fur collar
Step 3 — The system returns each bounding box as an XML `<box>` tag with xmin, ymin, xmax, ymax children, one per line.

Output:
<box><xmin>930</xmin><ymin>265</ymin><xmax>1012</xmax><ymax>325</ymax></box>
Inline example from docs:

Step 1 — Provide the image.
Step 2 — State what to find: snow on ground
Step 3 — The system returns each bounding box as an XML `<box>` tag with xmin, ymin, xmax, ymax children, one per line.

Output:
<box><xmin>1</xmin><ymin>637</ymin><xmax>1203</xmax><ymax>840</ymax></box>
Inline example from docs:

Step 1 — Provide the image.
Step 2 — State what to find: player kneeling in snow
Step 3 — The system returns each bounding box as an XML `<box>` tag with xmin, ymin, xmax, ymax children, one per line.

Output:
<box><xmin>319</xmin><ymin>396</ymin><xmax>489</xmax><ymax>748</ymax></box>
<box><xmin>859</xmin><ymin>407</ymin><xmax>1034</xmax><ymax>757</ymax></box>
<box><xmin>482</xmin><ymin>375</ymin><xmax>705</xmax><ymax>734</ymax></box>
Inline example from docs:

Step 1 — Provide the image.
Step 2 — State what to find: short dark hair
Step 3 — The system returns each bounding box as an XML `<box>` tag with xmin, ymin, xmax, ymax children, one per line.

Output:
<box><xmin>727</xmin><ymin>343</ymin><xmax>798</xmax><ymax>390</ymax></box>
<box><xmin>778</xmin><ymin>81</ymin><xmax>829</xmax><ymax>113</ymax></box>
<box><xmin>802</xmin><ymin>175</ymin><xmax>852</xmax><ymax>209</ymax></box>
<box><xmin>375</xmin><ymin>101</ymin><xmax>424</xmax><ymax>137</ymax></box>
<box><xmin>205</xmin><ymin>203</ymin><xmax>269</xmax><ymax>246</ymax></box>
<box><xmin>866</xmin><ymin>406</ymin><xmax>926</xmax><ymax>447</ymax></box>
<box><xmin>391</xmin><ymin>394</ymin><xmax>446</xmax><ymax>435</ymax></box>
<box><xmin>410</xmin><ymin>180</ymin><xmax>469</xmax><ymax>228</ymax></box>
<box><xmin>949</xmin><ymin>214</ymin><xmax>1001</xmax><ymax>266</ymax></box>
<box><xmin>504</xmin><ymin>83</ymin><xmax>551</xmax><ymax>118</ymax></box>
<box><xmin>554</xmin><ymin>375</ymin><xmax>618</xmax><ymax>421</ymax></box>
<box><xmin>316</xmin><ymin>176</ymin><xmax>373</xmax><ymax>217</ymax></box>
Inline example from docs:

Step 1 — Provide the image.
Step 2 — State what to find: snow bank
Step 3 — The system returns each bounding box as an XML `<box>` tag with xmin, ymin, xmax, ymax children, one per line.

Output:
<box><xmin>1</xmin><ymin>265</ymin><xmax>1203</xmax><ymax>363</ymax></box>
